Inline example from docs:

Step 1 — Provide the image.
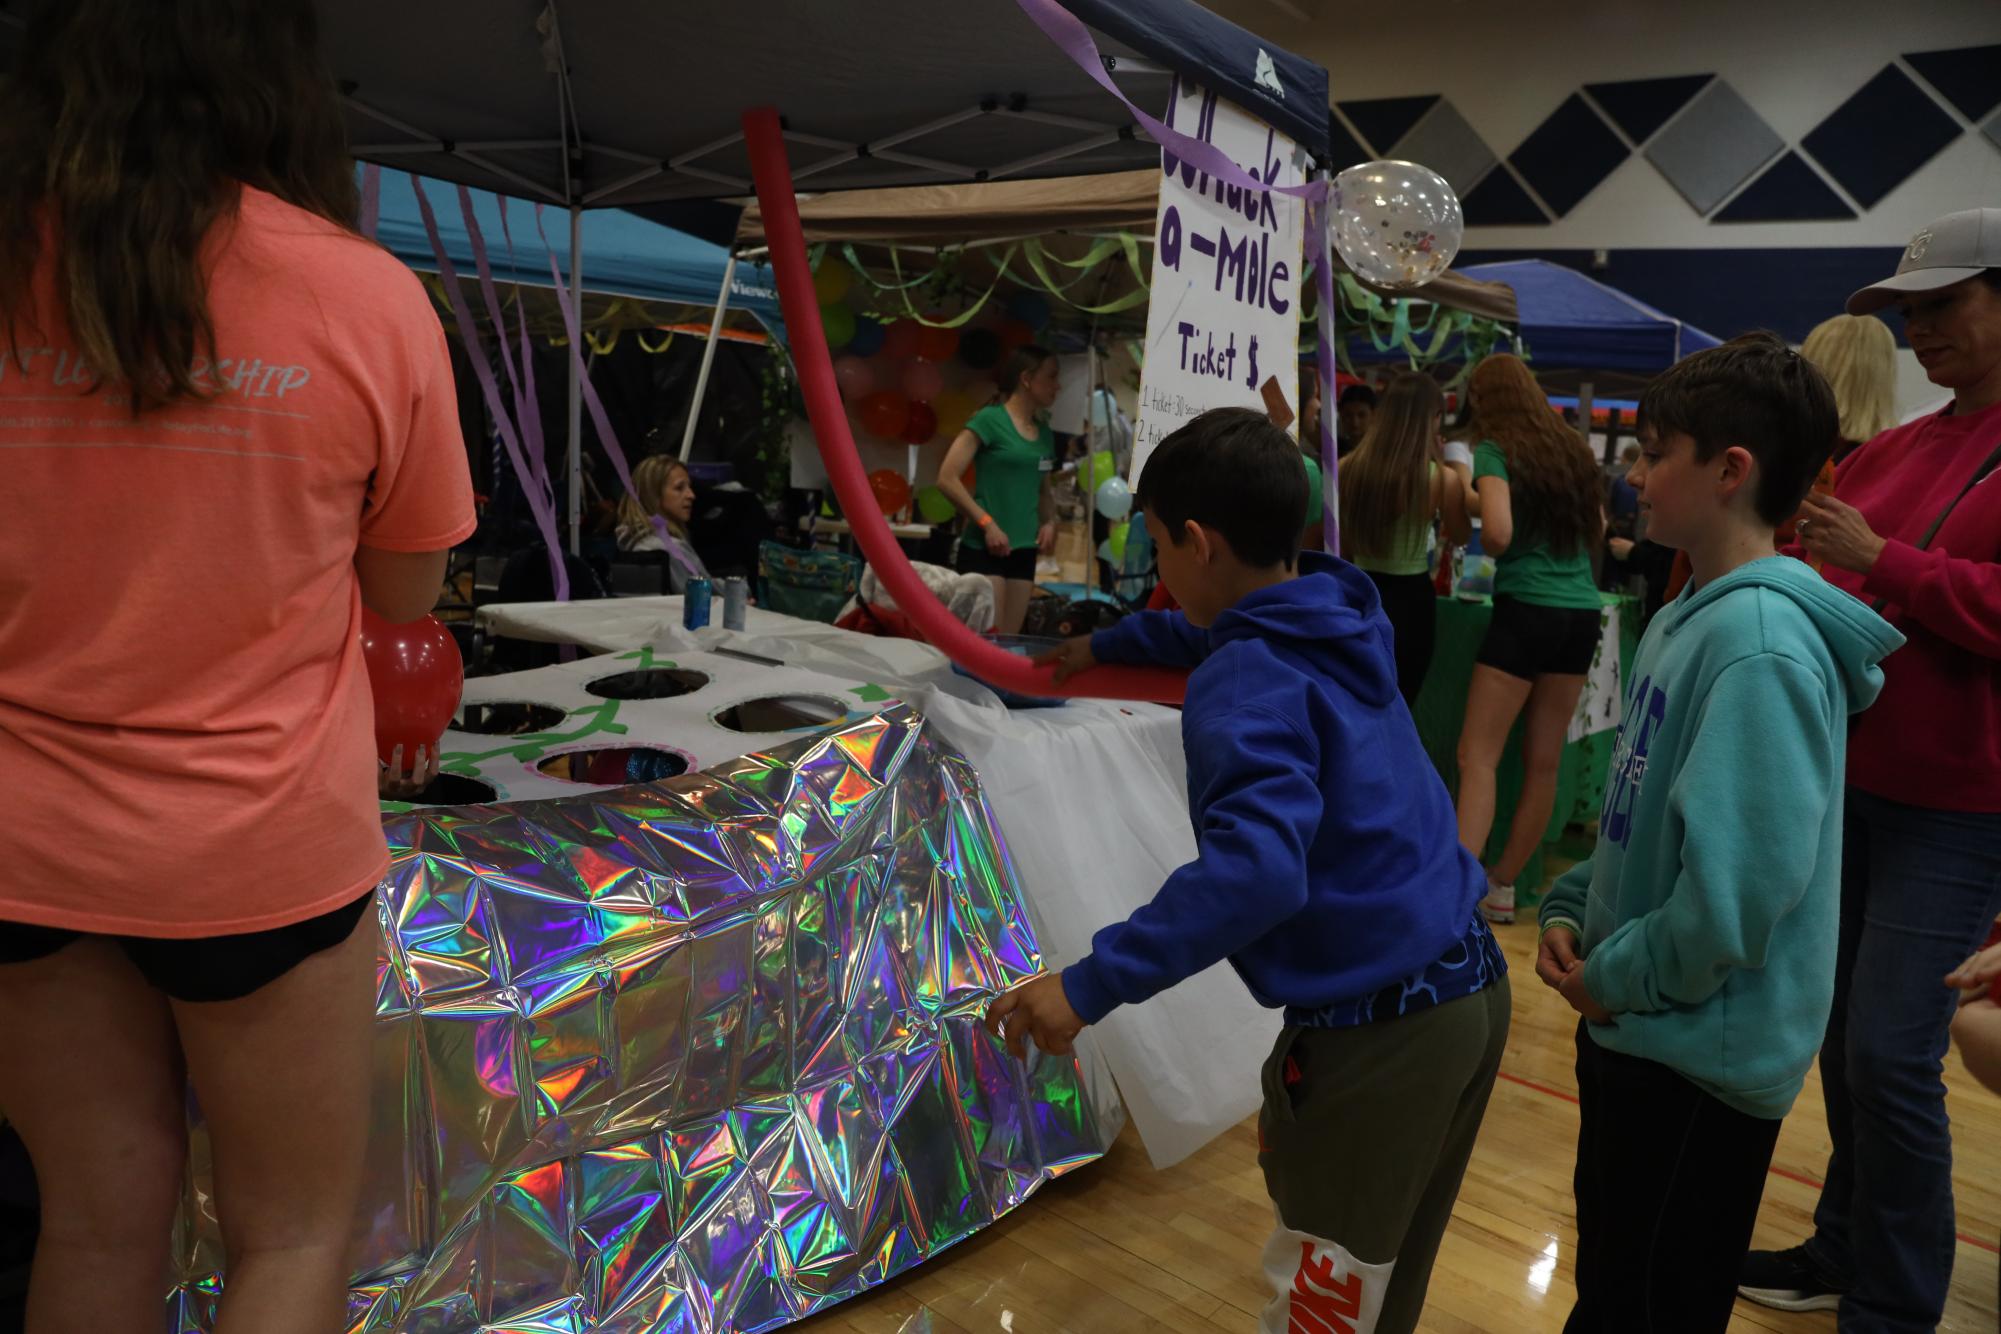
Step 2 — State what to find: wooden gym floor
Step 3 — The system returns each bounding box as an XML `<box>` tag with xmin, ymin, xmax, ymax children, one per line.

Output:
<box><xmin>799</xmin><ymin>912</ymin><xmax>2001</xmax><ymax>1333</ymax></box>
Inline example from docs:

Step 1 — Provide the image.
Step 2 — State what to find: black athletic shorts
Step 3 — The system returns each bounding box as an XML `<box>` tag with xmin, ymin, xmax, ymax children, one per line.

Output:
<box><xmin>1475</xmin><ymin>595</ymin><xmax>1601</xmax><ymax>681</ymax></box>
<box><xmin>957</xmin><ymin>544</ymin><xmax>1038</xmax><ymax>581</ymax></box>
<box><xmin>0</xmin><ymin>891</ymin><xmax>377</xmax><ymax>1004</ymax></box>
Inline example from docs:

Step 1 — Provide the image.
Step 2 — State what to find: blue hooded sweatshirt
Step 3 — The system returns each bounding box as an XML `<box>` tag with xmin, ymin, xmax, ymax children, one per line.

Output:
<box><xmin>1061</xmin><ymin>553</ymin><xmax>1493</xmax><ymax>1027</ymax></box>
<box><xmin>1540</xmin><ymin>556</ymin><xmax>1902</xmax><ymax>1119</ymax></box>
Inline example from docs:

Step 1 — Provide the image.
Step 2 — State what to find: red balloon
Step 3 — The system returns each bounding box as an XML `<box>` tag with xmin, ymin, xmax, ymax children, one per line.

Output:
<box><xmin>901</xmin><ymin>358</ymin><xmax>945</xmax><ymax>403</ymax></box>
<box><xmin>869</xmin><ymin>469</ymin><xmax>913</xmax><ymax>516</ymax></box>
<box><xmin>900</xmin><ymin>401</ymin><xmax>938</xmax><ymax>444</ymax></box>
<box><xmin>915</xmin><ymin>323</ymin><xmax>960</xmax><ymax>363</ymax></box>
<box><xmin>359</xmin><ymin>610</ymin><xmax>463</xmax><ymax>766</ymax></box>
<box><xmin>881</xmin><ymin>320</ymin><xmax>923</xmax><ymax>361</ymax></box>
<box><xmin>857</xmin><ymin>390</ymin><xmax>911</xmax><ymax>440</ymax></box>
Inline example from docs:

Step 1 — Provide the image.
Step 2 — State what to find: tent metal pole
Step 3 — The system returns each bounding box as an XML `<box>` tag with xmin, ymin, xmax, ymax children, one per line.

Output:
<box><xmin>567</xmin><ymin>205</ymin><xmax>584</xmax><ymax>556</ymax></box>
<box><xmin>679</xmin><ymin>251</ymin><xmax>739</xmax><ymax>462</ymax></box>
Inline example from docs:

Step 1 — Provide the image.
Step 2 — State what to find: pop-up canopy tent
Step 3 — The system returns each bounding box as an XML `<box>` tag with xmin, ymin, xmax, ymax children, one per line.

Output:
<box><xmin>736</xmin><ymin>168</ymin><xmax>1518</xmax><ymax>325</ymax></box>
<box><xmin>281</xmin><ymin>0</ymin><xmax>1334</xmax><ymax>707</ymax></box>
<box><xmin>1458</xmin><ymin>258</ymin><xmax>1720</xmax><ymax>376</ymax></box>
<box><xmin>372</xmin><ymin>169</ymin><xmax>786</xmax><ymax>334</ymax></box>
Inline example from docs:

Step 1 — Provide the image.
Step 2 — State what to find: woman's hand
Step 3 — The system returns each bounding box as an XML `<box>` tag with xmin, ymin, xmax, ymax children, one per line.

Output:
<box><xmin>379</xmin><ymin>743</ymin><xmax>439</xmax><ymax>800</ymax></box>
<box><xmin>984</xmin><ymin>521</ymin><xmax>1012</xmax><ymax>557</ymax></box>
<box><xmin>1535</xmin><ymin>925</ymin><xmax>1581</xmax><ymax>991</ymax></box>
<box><xmin>1947</xmin><ymin>937</ymin><xmax>2001</xmax><ymax>1007</ymax></box>
<box><xmin>1037</xmin><ymin>521</ymin><xmax>1057</xmax><ymax>556</ymax></box>
<box><xmin>1608</xmin><ymin>536</ymin><xmax>1636</xmax><ymax>560</ymax></box>
<box><xmin>1797</xmin><ymin>492</ymin><xmax>1887</xmax><ymax>574</ymax></box>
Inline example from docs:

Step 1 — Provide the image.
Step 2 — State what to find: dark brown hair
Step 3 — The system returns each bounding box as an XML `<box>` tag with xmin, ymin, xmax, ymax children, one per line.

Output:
<box><xmin>1639</xmin><ymin>332</ymin><xmax>1840</xmax><ymax>525</ymax></box>
<box><xmin>1340</xmin><ymin>371</ymin><xmax>1444</xmax><ymax>560</ymax></box>
<box><xmin>993</xmin><ymin>343</ymin><xmax>1056</xmax><ymax>402</ymax></box>
<box><xmin>1136</xmin><ymin>407</ymin><xmax>1308</xmax><ymax>568</ymax></box>
<box><xmin>1467</xmin><ymin>353</ymin><xmax>1601</xmax><ymax>557</ymax></box>
<box><xmin>0</xmin><ymin>0</ymin><xmax>359</xmax><ymax>410</ymax></box>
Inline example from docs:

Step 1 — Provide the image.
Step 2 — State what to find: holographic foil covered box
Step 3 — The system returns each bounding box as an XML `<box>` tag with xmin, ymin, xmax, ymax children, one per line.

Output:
<box><xmin>168</xmin><ymin>704</ymin><xmax>1107</xmax><ymax>1332</ymax></box>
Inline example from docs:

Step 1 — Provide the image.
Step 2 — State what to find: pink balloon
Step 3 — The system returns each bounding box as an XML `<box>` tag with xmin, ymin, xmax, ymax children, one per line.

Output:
<box><xmin>901</xmin><ymin>359</ymin><xmax>944</xmax><ymax>403</ymax></box>
<box><xmin>834</xmin><ymin>355</ymin><xmax>876</xmax><ymax>401</ymax></box>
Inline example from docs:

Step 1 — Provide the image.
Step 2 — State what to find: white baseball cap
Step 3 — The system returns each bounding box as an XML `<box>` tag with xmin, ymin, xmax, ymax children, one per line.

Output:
<box><xmin>1846</xmin><ymin>208</ymin><xmax>2001</xmax><ymax>315</ymax></box>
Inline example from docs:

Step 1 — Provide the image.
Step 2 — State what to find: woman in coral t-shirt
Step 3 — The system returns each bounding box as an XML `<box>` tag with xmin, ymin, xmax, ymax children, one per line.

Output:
<box><xmin>0</xmin><ymin>3</ymin><xmax>474</xmax><ymax>1329</ymax></box>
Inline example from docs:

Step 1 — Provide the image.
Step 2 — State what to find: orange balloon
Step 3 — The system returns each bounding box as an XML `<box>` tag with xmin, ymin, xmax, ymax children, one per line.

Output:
<box><xmin>915</xmin><ymin>323</ymin><xmax>960</xmax><ymax>363</ymax></box>
<box><xmin>869</xmin><ymin>469</ymin><xmax>913</xmax><ymax>516</ymax></box>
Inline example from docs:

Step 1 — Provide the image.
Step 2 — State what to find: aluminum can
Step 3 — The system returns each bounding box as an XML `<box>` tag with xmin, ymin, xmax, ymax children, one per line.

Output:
<box><xmin>682</xmin><ymin>577</ymin><xmax>712</xmax><ymax>630</ymax></box>
<box><xmin>721</xmin><ymin>576</ymin><xmax>749</xmax><ymax>630</ymax></box>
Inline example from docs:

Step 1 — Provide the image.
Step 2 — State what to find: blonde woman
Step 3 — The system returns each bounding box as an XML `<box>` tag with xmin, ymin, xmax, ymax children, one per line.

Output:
<box><xmin>1800</xmin><ymin>313</ymin><xmax>1898</xmax><ymax>464</ymax></box>
<box><xmin>616</xmin><ymin>454</ymin><xmax>711</xmax><ymax>593</ymax></box>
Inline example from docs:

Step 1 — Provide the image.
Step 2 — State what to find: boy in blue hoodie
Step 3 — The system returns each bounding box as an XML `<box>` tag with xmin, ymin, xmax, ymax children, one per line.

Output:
<box><xmin>986</xmin><ymin>408</ymin><xmax>1508</xmax><ymax>1334</ymax></box>
<box><xmin>1536</xmin><ymin>334</ymin><xmax>1902</xmax><ymax>1333</ymax></box>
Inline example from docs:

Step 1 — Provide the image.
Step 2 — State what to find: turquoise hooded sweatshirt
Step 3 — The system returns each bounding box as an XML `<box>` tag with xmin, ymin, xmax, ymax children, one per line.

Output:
<box><xmin>1540</xmin><ymin>556</ymin><xmax>1902</xmax><ymax>1119</ymax></box>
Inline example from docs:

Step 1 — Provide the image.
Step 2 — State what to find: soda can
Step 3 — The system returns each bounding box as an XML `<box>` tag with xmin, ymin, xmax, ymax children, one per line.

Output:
<box><xmin>682</xmin><ymin>577</ymin><xmax>712</xmax><ymax>630</ymax></box>
<box><xmin>721</xmin><ymin>576</ymin><xmax>749</xmax><ymax>631</ymax></box>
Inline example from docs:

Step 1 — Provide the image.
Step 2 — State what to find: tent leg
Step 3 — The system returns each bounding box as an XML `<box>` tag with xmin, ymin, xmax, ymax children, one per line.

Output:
<box><xmin>1577</xmin><ymin>379</ymin><xmax>1599</xmax><ymax>462</ymax></box>
<box><xmin>679</xmin><ymin>251</ymin><xmax>739</xmax><ymax>462</ymax></box>
<box><xmin>567</xmin><ymin>205</ymin><xmax>584</xmax><ymax>557</ymax></box>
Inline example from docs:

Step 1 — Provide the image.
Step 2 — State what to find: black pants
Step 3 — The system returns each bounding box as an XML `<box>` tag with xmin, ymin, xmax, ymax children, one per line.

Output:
<box><xmin>1364</xmin><ymin>570</ymin><xmax>1437</xmax><ymax>707</ymax></box>
<box><xmin>1565</xmin><ymin>1022</ymin><xmax>1781</xmax><ymax>1334</ymax></box>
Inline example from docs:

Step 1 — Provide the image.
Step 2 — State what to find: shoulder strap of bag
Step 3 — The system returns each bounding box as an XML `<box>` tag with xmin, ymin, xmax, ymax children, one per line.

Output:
<box><xmin>1871</xmin><ymin>433</ymin><xmax>2001</xmax><ymax>611</ymax></box>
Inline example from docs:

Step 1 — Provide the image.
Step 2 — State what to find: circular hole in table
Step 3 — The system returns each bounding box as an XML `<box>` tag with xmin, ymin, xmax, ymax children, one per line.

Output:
<box><xmin>536</xmin><ymin>746</ymin><xmax>691</xmax><ymax>785</ymax></box>
<box><xmin>712</xmin><ymin>695</ymin><xmax>848</xmax><ymax>734</ymax></box>
<box><xmin>584</xmin><ymin>668</ymin><xmax>711</xmax><ymax>701</ymax></box>
<box><xmin>395</xmin><ymin>772</ymin><xmax>500</xmax><ymax>807</ymax></box>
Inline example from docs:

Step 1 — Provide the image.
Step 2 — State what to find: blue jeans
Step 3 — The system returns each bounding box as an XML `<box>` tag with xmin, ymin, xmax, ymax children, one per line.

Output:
<box><xmin>1804</xmin><ymin>789</ymin><xmax>2001</xmax><ymax>1332</ymax></box>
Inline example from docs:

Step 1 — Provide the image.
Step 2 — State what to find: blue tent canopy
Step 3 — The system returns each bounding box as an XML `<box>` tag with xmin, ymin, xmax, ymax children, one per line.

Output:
<box><xmin>1458</xmin><ymin>259</ymin><xmax>1720</xmax><ymax>374</ymax></box>
<box><xmin>368</xmin><ymin>170</ymin><xmax>786</xmax><ymax>333</ymax></box>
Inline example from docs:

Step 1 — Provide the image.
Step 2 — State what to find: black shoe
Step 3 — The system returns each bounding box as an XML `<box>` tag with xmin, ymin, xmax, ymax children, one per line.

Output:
<box><xmin>1739</xmin><ymin>1245</ymin><xmax>1845</xmax><ymax>1313</ymax></box>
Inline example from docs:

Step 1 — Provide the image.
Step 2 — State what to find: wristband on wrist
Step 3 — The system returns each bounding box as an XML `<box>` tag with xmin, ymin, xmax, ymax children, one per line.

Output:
<box><xmin>976</xmin><ymin>514</ymin><xmax>997</xmax><ymax>530</ymax></box>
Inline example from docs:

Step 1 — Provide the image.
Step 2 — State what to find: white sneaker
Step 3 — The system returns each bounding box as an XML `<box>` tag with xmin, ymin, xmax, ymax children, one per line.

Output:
<box><xmin>1479</xmin><ymin>879</ymin><xmax>1516</xmax><ymax>924</ymax></box>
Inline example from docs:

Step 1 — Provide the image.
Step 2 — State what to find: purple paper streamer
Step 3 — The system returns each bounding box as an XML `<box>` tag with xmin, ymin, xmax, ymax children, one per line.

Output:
<box><xmin>456</xmin><ymin>187</ymin><xmax>557</xmax><ymax>519</ymax></box>
<box><xmin>409</xmin><ymin>173</ymin><xmax>570</xmax><ymax>599</ymax></box>
<box><xmin>1308</xmin><ymin>191</ymin><xmax>1340</xmax><ymax>553</ymax></box>
<box><xmin>531</xmin><ymin>204</ymin><xmax>704</xmax><ymax>578</ymax></box>
<box><xmin>1011</xmin><ymin>0</ymin><xmax>1329</xmax><ymax>207</ymax></box>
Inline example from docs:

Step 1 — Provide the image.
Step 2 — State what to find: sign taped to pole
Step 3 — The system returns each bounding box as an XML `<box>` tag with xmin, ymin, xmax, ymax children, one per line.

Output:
<box><xmin>1130</xmin><ymin>78</ymin><xmax>1307</xmax><ymax>481</ymax></box>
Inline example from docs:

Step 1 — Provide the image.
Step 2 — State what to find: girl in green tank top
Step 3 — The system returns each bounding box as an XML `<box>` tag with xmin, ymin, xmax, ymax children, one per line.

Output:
<box><xmin>1338</xmin><ymin>372</ymin><xmax>1470</xmax><ymax>704</ymax></box>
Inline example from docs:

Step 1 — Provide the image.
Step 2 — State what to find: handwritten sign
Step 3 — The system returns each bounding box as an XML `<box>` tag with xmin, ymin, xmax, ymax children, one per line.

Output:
<box><xmin>1129</xmin><ymin>79</ymin><xmax>1306</xmax><ymax>482</ymax></box>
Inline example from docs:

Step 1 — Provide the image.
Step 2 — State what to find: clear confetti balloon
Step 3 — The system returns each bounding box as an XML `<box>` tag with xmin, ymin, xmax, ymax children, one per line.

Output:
<box><xmin>1331</xmin><ymin>160</ymin><xmax>1463</xmax><ymax>290</ymax></box>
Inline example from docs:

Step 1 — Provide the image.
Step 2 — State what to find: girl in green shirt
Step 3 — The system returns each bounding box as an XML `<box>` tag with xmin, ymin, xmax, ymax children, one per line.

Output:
<box><xmin>1338</xmin><ymin>371</ymin><xmax>1470</xmax><ymax>705</ymax></box>
<box><xmin>1453</xmin><ymin>353</ymin><xmax>1606</xmax><ymax>923</ymax></box>
<box><xmin>938</xmin><ymin>345</ymin><xmax>1059</xmax><ymax>635</ymax></box>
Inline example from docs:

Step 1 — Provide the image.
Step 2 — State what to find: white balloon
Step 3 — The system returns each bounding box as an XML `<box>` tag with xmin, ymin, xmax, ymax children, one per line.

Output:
<box><xmin>1095</xmin><ymin>476</ymin><xmax>1133</xmax><ymax>522</ymax></box>
<box><xmin>1331</xmin><ymin>160</ymin><xmax>1464</xmax><ymax>290</ymax></box>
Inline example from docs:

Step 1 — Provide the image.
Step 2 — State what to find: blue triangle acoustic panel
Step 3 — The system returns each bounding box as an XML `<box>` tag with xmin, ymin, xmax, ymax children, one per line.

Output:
<box><xmin>1803</xmin><ymin>65</ymin><xmax>1963</xmax><ymax>210</ymax></box>
<box><xmin>1461</xmin><ymin>167</ymin><xmax>1549</xmax><ymax>227</ymax></box>
<box><xmin>1337</xmin><ymin>96</ymin><xmax>1441</xmax><ymax>156</ymax></box>
<box><xmin>1713</xmin><ymin>151</ymin><xmax>1856</xmax><ymax>222</ymax></box>
<box><xmin>1508</xmin><ymin>93</ymin><xmax>1629</xmax><ymax>218</ymax></box>
<box><xmin>1584</xmin><ymin>75</ymin><xmax>1714</xmax><ymax>145</ymax></box>
<box><xmin>1903</xmin><ymin>44</ymin><xmax>2001</xmax><ymax>123</ymax></box>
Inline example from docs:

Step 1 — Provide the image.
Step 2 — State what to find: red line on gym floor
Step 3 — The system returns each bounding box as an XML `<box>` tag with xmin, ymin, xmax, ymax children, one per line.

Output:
<box><xmin>1497</xmin><ymin>1066</ymin><xmax>2001</xmax><ymax>1256</ymax></box>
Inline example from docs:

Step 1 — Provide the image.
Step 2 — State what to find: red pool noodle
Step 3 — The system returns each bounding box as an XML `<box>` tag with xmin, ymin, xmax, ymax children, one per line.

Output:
<box><xmin>741</xmin><ymin>107</ymin><xmax>1186</xmax><ymax>706</ymax></box>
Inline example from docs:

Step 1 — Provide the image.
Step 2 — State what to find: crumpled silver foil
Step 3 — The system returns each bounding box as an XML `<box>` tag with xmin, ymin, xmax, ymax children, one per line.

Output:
<box><xmin>167</xmin><ymin>704</ymin><xmax>1107</xmax><ymax>1332</ymax></box>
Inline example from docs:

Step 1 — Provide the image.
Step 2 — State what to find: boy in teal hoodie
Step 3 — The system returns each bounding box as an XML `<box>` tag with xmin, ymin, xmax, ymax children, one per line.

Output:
<box><xmin>1538</xmin><ymin>334</ymin><xmax>1902</xmax><ymax>1333</ymax></box>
